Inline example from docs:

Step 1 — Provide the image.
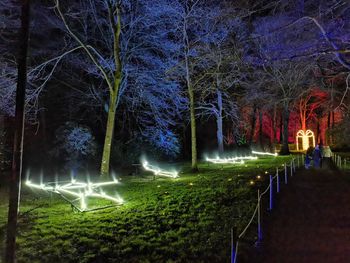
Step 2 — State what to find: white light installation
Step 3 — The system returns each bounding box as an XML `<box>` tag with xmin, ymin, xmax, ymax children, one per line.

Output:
<box><xmin>296</xmin><ymin>129</ymin><xmax>315</xmax><ymax>151</ymax></box>
<box><xmin>206</xmin><ymin>156</ymin><xmax>257</xmax><ymax>164</ymax></box>
<box><xmin>26</xmin><ymin>178</ymin><xmax>123</xmax><ymax>212</ymax></box>
<box><xmin>252</xmin><ymin>151</ymin><xmax>278</xmax><ymax>157</ymax></box>
<box><xmin>142</xmin><ymin>161</ymin><xmax>179</xmax><ymax>178</ymax></box>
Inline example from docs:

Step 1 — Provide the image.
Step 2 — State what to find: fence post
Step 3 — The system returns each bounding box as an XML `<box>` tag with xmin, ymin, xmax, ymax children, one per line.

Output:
<box><xmin>297</xmin><ymin>155</ymin><xmax>300</xmax><ymax>168</ymax></box>
<box><xmin>257</xmin><ymin>189</ymin><xmax>262</xmax><ymax>241</ymax></box>
<box><xmin>293</xmin><ymin>159</ymin><xmax>296</xmax><ymax>172</ymax></box>
<box><xmin>302</xmin><ymin>154</ymin><xmax>304</xmax><ymax>166</ymax></box>
<box><xmin>284</xmin><ymin>163</ymin><xmax>288</xmax><ymax>184</ymax></box>
<box><xmin>276</xmin><ymin>168</ymin><xmax>280</xmax><ymax>193</ymax></box>
<box><xmin>231</xmin><ymin>228</ymin><xmax>236</xmax><ymax>263</ymax></box>
<box><xmin>269</xmin><ymin>175</ymin><xmax>274</xmax><ymax>210</ymax></box>
<box><xmin>336</xmin><ymin>155</ymin><xmax>339</xmax><ymax>167</ymax></box>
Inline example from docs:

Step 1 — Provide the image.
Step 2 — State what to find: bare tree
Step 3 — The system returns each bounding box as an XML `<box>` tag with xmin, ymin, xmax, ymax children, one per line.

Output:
<box><xmin>262</xmin><ymin>61</ymin><xmax>315</xmax><ymax>154</ymax></box>
<box><xmin>295</xmin><ymin>88</ymin><xmax>328</xmax><ymax>132</ymax></box>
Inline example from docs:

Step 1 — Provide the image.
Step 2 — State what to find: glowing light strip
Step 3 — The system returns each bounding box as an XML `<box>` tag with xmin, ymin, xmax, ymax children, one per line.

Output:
<box><xmin>26</xmin><ymin>178</ymin><xmax>122</xmax><ymax>211</ymax></box>
<box><xmin>206</xmin><ymin>157</ymin><xmax>245</xmax><ymax>164</ymax></box>
<box><xmin>238</xmin><ymin>156</ymin><xmax>258</xmax><ymax>160</ymax></box>
<box><xmin>206</xmin><ymin>156</ymin><xmax>257</xmax><ymax>164</ymax></box>
<box><xmin>252</xmin><ymin>151</ymin><xmax>278</xmax><ymax>157</ymax></box>
<box><xmin>142</xmin><ymin>161</ymin><xmax>179</xmax><ymax>178</ymax></box>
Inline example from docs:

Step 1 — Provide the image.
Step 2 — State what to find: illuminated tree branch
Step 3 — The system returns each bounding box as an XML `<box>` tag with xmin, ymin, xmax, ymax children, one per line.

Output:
<box><xmin>54</xmin><ymin>0</ymin><xmax>114</xmax><ymax>94</ymax></box>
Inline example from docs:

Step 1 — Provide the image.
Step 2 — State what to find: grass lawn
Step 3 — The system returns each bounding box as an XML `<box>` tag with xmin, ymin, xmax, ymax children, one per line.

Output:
<box><xmin>0</xmin><ymin>156</ymin><xmax>296</xmax><ymax>262</ymax></box>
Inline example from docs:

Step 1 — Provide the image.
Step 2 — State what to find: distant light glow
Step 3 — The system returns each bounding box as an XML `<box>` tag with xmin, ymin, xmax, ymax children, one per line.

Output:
<box><xmin>206</xmin><ymin>156</ymin><xmax>257</xmax><ymax>164</ymax></box>
<box><xmin>26</xmin><ymin>178</ymin><xmax>122</xmax><ymax>212</ymax></box>
<box><xmin>142</xmin><ymin>161</ymin><xmax>179</xmax><ymax>178</ymax></box>
<box><xmin>252</xmin><ymin>151</ymin><xmax>278</xmax><ymax>157</ymax></box>
<box><xmin>296</xmin><ymin>130</ymin><xmax>315</xmax><ymax>151</ymax></box>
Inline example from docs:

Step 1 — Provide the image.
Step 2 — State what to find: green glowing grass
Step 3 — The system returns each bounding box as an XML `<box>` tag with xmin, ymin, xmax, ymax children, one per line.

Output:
<box><xmin>0</xmin><ymin>156</ymin><xmax>295</xmax><ymax>262</ymax></box>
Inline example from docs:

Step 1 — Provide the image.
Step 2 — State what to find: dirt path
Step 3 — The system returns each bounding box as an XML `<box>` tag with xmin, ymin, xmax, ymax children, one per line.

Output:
<box><xmin>259</xmin><ymin>158</ymin><xmax>350</xmax><ymax>263</ymax></box>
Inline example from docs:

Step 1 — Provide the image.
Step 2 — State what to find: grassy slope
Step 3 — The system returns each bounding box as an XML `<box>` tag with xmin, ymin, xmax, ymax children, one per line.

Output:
<box><xmin>0</xmin><ymin>156</ymin><xmax>294</xmax><ymax>263</ymax></box>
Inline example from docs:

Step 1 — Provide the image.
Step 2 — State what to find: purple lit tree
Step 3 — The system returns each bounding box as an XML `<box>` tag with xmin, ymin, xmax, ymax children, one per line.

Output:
<box><xmin>195</xmin><ymin>23</ymin><xmax>246</xmax><ymax>155</ymax></box>
<box><xmin>142</xmin><ymin>0</ymin><xmax>234</xmax><ymax>170</ymax></box>
<box><xmin>22</xmin><ymin>0</ymin><xmax>186</xmax><ymax>173</ymax></box>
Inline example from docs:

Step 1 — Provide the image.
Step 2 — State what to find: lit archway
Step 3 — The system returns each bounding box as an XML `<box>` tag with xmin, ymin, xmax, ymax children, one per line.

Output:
<box><xmin>296</xmin><ymin>129</ymin><xmax>315</xmax><ymax>151</ymax></box>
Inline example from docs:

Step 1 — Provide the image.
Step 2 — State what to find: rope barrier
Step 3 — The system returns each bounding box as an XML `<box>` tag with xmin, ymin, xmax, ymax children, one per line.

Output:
<box><xmin>237</xmin><ymin>203</ymin><xmax>259</xmax><ymax>239</ymax></box>
<box><xmin>231</xmin><ymin>157</ymin><xmax>298</xmax><ymax>263</ymax></box>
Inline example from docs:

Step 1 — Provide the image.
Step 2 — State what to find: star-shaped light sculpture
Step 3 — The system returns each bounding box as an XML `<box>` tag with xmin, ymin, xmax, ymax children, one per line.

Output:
<box><xmin>26</xmin><ymin>178</ymin><xmax>123</xmax><ymax>212</ymax></box>
<box><xmin>142</xmin><ymin>161</ymin><xmax>179</xmax><ymax>178</ymax></box>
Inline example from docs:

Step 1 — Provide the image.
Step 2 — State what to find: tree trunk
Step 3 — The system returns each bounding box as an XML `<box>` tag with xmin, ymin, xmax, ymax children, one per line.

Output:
<box><xmin>249</xmin><ymin>104</ymin><xmax>257</xmax><ymax>145</ymax></box>
<box><xmin>327</xmin><ymin>111</ymin><xmax>331</xmax><ymax>145</ymax></box>
<box><xmin>272</xmin><ymin>105</ymin><xmax>277</xmax><ymax>144</ymax></box>
<box><xmin>182</xmin><ymin>124</ymin><xmax>188</xmax><ymax>160</ymax></box>
<box><xmin>6</xmin><ymin>1</ymin><xmax>30</xmax><ymax>262</ymax></box>
<box><xmin>0</xmin><ymin>114</ymin><xmax>4</xmax><ymax>169</ymax></box>
<box><xmin>100</xmin><ymin>93</ymin><xmax>118</xmax><ymax>176</ymax></box>
<box><xmin>280</xmin><ymin>104</ymin><xmax>290</xmax><ymax>155</ymax></box>
<box><xmin>183</xmin><ymin>16</ymin><xmax>198</xmax><ymax>172</ymax></box>
<box><xmin>216</xmin><ymin>89</ymin><xmax>224</xmax><ymax>156</ymax></box>
<box><xmin>100</xmin><ymin>5</ymin><xmax>122</xmax><ymax>176</ymax></box>
<box><xmin>301</xmin><ymin>113</ymin><xmax>306</xmax><ymax>132</ymax></box>
<box><xmin>258</xmin><ymin>109</ymin><xmax>263</xmax><ymax>149</ymax></box>
<box><xmin>316</xmin><ymin>117</ymin><xmax>320</xmax><ymax>144</ymax></box>
<box><xmin>279</xmin><ymin>112</ymin><xmax>283</xmax><ymax>143</ymax></box>
<box><xmin>188</xmin><ymin>85</ymin><xmax>198</xmax><ymax>171</ymax></box>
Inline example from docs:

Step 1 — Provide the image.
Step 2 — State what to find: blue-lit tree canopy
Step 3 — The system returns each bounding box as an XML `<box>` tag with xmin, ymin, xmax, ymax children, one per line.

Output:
<box><xmin>1</xmin><ymin>0</ymin><xmax>349</xmax><ymax>170</ymax></box>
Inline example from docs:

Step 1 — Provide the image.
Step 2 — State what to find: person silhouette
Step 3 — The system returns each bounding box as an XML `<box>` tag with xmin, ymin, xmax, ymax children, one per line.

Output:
<box><xmin>313</xmin><ymin>144</ymin><xmax>322</xmax><ymax>168</ymax></box>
